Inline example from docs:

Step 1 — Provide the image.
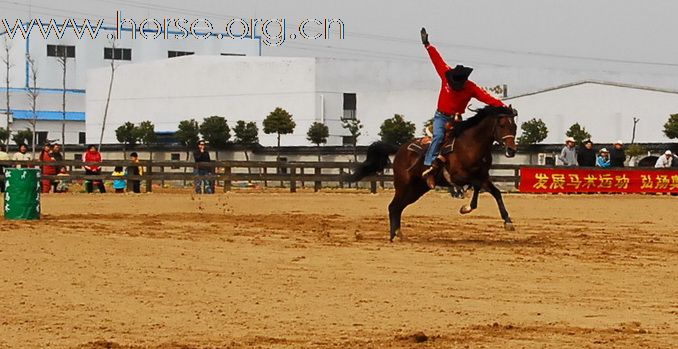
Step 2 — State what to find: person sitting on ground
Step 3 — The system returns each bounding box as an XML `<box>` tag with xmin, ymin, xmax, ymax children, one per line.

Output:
<box><xmin>577</xmin><ymin>139</ymin><xmax>597</xmax><ymax>167</ymax></box>
<box><xmin>654</xmin><ymin>150</ymin><xmax>674</xmax><ymax>168</ymax></box>
<box><xmin>609</xmin><ymin>140</ymin><xmax>626</xmax><ymax>167</ymax></box>
<box><xmin>419</xmin><ymin>27</ymin><xmax>506</xmax><ymax>189</ymax></box>
<box><xmin>112</xmin><ymin>166</ymin><xmax>126</xmax><ymax>193</ymax></box>
<box><xmin>55</xmin><ymin>167</ymin><xmax>69</xmax><ymax>193</ymax></box>
<box><xmin>596</xmin><ymin>148</ymin><xmax>611</xmax><ymax>168</ymax></box>
<box><xmin>557</xmin><ymin>137</ymin><xmax>578</xmax><ymax>166</ymax></box>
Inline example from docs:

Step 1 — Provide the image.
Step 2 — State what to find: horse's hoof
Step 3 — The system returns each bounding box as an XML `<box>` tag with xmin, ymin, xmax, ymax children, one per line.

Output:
<box><xmin>459</xmin><ymin>204</ymin><xmax>473</xmax><ymax>214</ymax></box>
<box><xmin>504</xmin><ymin>222</ymin><xmax>515</xmax><ymax>231</ymax></box>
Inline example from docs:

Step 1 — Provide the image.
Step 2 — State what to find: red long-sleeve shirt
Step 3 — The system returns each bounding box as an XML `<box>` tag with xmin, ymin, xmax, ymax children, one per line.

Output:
<box><xmin>84</xmin><ymin>150</ymin><xmax>102</xmax><ymax>172</ymax></box>
<box><xmin>426</xmin><ymin>44</ymin><xmax>505</xmax><ymax>115</ymax></box>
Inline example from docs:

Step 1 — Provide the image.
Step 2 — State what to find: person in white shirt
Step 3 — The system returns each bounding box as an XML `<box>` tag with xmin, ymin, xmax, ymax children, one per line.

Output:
<box><xmin>12</xmin><ymin>143</ymin><xmax>32</xmax><ymax>166</ymax></box>
<box><xmin>654</xmin><ymin>150</ymin><xmax>674</xmax><ymax>168</ymax></box>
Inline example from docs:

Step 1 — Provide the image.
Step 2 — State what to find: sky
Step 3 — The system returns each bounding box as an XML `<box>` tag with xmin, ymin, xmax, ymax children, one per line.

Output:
<box><xmin>1</xmin><ymin>0</ymin><xmax>678</xmax><ymax>94</ymax></box>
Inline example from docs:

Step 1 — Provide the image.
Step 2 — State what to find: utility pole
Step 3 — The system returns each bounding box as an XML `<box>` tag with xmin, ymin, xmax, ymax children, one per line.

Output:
<box><xmin>631</xmin><ymin>117</ymin><xmax>639</xmax><ymax>144</ymax></box>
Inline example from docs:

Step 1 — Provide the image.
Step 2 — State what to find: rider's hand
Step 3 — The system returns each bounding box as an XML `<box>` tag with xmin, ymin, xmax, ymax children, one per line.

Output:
<box><xmin>420</xmin><ymin>28</ymin><xmax>429</xmax><ymax>46</ymax></box>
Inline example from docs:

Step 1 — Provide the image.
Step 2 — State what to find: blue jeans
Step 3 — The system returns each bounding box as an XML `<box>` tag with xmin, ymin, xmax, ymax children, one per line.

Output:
<box><xmin>424</xmin><ymin>110</ymin><xmax>450</xmax><ymax>166</ymax></box>
<box><xmin>194</xmin><ymin>168</ymin><xmax>214</xmax><ymax>194</ymax></box>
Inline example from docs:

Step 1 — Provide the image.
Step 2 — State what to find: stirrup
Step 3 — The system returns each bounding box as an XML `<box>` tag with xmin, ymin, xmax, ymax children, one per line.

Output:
<box><xmin>422</xmin><ymin>164</ymin><xmax>436</xmax><ymax>177</ymax></box>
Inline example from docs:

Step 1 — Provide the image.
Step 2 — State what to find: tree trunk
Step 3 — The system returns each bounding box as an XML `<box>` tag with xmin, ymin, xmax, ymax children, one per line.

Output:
<box><xmin>277</xmin><ymin>133</ymin><xmax>281</xmax><ymax>160</ymax></box>
<box><xmin>244</xmin><ymin>150</ymin><xmax>252</xmax><ymax>175</ymax></box>
<box><xmin>317</xmin><ymin>144</ymin><xmax>321</xmax><ymax>162</ymax></box>
<box><xmin>353</xmin><ymin>138</ymin><xmax>358</xmax><ymax>162</ymax></box>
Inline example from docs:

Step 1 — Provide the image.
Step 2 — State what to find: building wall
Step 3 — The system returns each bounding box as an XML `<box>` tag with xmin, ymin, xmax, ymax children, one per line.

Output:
<box><xmin>506</xmin><ymin>83</ymin><xmax>678</xmax><ymax>144</ymax></box>
<box><xmin>86</xmin><ymin>55</ymin><xmax>319</xmax><ymax>145</ymax></box>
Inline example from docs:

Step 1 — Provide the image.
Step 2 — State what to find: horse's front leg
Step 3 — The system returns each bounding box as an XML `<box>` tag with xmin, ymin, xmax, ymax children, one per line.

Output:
<box><xmin>481</xmin><ymin>180</ymin><xmax>514</xmax><ymax>231</ymax></box>
<box><xmin>459</xmin><ymin>185</ymin><xmax>480</xmax><ymax>214</ymax></box>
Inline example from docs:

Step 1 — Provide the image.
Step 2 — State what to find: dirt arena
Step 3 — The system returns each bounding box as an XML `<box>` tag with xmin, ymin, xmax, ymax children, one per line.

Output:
<box><xmin>0</xmin><ymin>190</ymin><xmax>676</xmax><ymax>348</ymax></box>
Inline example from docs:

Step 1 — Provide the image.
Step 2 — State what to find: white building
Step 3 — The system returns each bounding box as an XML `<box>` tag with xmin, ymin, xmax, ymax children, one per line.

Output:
<box><xmin>86</xmin><ymin>55</ymin><xmax>456</xmax><ymax>146</ymax></box>
<box><xmin>505</xmin><ymin>81</ymin><xmax>678</xmax><ymax>144</ymax></box>
<box><xmin>0</xmin><ymin>22</ymin><xmax>259</xmax><ymax>145</ymax></box>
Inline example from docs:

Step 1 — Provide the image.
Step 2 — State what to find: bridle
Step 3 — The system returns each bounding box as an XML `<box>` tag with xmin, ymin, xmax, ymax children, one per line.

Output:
<box><xmin>492</xmin><ymin>113</ymin><xmax>517</xmax><ymax>146</ymax></box>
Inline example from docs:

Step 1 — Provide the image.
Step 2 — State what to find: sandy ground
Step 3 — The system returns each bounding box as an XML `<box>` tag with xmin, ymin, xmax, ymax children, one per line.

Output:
<box><xmin>0</xmin><ymin>190</ymin><xmax>676</xmax><ymax>348</ymax></box>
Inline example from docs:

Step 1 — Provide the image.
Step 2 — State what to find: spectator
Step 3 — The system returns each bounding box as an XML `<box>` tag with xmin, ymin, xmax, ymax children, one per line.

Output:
<box><xmin>12</xmin><ymin>143</ymin><xmax>32</xmax><ymax>167</ymax></box>
<box><xmin>609</xmin><ymin>140</ymin><xmax>626</xmax><ymax>167</ymax></box>
<box><xmin>0</xmin><ymin>144</ymin><xmax>9</xmax><ymax>192</ymax></box>
<box><xmin>55</xmin><ymin>167</ymin><xmax>69</xmax><ymax>193</ymax></box>
<box><xmin>83</xmin><ymin>145</ymin><xmax>105</xmax><ymax>193</ymax></box>
<box><xmin>50</xmin><ymin>144</ymin><xmax>64</xmax><ymax>192</ymax></box>
<box><xmin>577</xmin><ymin>139</ymin><xmax>597</xmax><ymax>167</ymax></box>
<box><xmin>596</xmin><ymin>148</ymin><xmax>611</xmax><ymax>168</ymax></box>
<box><xmin>194</xmin><ymin>140</ymin><xmax>214</xmax><ymax>194</ymax></box>
<box><xmin>126</xmin><ymin>152</ymin><xmax>143</xmax><ymax>193</ymax></box>
<box><xmin>39</xmin><ymin>143</ymin><xmax>57</xmax><ymax>193</ymax></box>
<box><xmin>654</xmin><ymin>150</ymin><xmax>674</xmax><ymax>168</ymax></box>
<box><xmin>112</xmin><ymin>166</ymin><xmax>126</xmax><ymax>193</ymax></box>
<box><xmin>557</xmin><ymin>137</ymin><xmax>578</xmax><ymax>166</ymax></box>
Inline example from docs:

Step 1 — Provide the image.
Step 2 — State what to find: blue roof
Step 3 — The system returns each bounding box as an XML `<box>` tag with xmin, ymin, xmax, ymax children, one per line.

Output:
<box><xmin>8</xmin><ymin>110</ymin><xmax>85</xmax><ymax>121</ymax></box>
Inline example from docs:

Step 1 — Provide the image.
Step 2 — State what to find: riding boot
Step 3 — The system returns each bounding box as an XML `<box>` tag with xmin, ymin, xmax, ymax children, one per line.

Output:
<box><xmin>422</xmin><ymin>161</ymin><xmax>439</xmax><ymax>189</ymax></box>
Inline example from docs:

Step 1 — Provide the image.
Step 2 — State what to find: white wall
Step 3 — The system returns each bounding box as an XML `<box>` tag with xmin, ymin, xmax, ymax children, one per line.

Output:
<box><xmin>506</xmin><ymin>83</ymin><xmax>678</xmax><ymax>144</ymax></box>
<box><xmin>86</xmin><ymin>55</ymin><xmax>318</xmax><ymax>145</ymax></box>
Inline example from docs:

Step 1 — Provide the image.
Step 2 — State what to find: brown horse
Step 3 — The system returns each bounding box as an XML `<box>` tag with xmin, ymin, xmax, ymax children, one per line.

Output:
<box><xmin>348</xmin><ymin>105</ymin><xmax>518</xmax><ymax>241</ymax></box>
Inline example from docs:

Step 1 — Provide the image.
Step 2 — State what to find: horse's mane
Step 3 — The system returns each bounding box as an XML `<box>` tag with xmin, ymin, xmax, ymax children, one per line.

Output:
<box><xmin>453</xmin><ymin>105</ymin><xmax>514</xmax><ymax>137</ymax></box>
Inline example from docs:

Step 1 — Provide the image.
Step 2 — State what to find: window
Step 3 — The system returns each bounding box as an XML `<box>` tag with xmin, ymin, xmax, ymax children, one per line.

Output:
<box><xmin>104</xmin><ymin>47</ymin><xmax>132</xmax><ymax>61</ymax></box>
<box><xmin>220</xmin><ymin>53</ymin><xmax>246</xmax><ymax>56</ymax></box>
<box><xmin>342</xmin><ymin>136</ymin><xmax>354</xmax><ymax>146</ymax></box>
<box><xmin>78</xmin><ymin>132</ymin><xmax>86</xmax><ymax>144</ymax></box>
<box><xmin>342</xmin><ymin>93</ymin><xmax>356</xmax><ymax>120</ymax></box>
<box><xmin>36</xmin><ymin>132</ymin><xmax>48</xmax><ymax>145</ymax></box>
<box><xmin>47</xmin><ymin>44</ymin><xmax>75</xmax><ymax>58</ymax></box>
<box><xmin>168</xmin><ymin>50</ymin><xmax>194</xmax><ymax>58</ymax></box>
<box><xmin>170</xmin><ymin>153</ymin><xmax>181</xmax><ymax>169</ymax></box>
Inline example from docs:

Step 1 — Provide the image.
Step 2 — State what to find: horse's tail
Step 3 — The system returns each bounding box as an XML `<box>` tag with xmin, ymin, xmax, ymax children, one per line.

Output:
<box><xmin>345</xmin><ymin>141</ymin><xmax>400</xmax><ymax>182</ymax></box>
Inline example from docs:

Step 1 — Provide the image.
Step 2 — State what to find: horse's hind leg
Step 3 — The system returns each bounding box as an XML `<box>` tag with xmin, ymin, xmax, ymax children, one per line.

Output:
<box><xmin>388</xmin><ymin>181</ymin><xmax>429</xmax><ymax>241</ymax></box>
<box><xmin>481</xmin><ymin>180</ymin><xmax>514</xmax><ymax>231</ymax></box>
<box><xmin>459</xmin><ymin>185</ymin><xmax>480</xmax><ymax>214</ymax></box>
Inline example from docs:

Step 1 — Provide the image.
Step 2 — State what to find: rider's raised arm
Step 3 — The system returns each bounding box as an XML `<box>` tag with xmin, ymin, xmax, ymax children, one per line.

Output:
<box><xmin>425</xmin><ymin>45</ymin><xmax>450</xmax><ymax>79</ymax></box>
<box><xmin>469</xmin><ymin>81</ymin><xmax>506</xmax><ymax>107</ymax></box>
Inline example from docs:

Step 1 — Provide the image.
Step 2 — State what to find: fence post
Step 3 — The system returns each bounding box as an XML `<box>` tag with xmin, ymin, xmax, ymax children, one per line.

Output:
<box><xmin>290</xmin><ymin>165</ymin><xmax>297</xmax><ymax>193</ymax></box>
<box><xmin>339</xmin><ymin>167</ymin><xmax>344</xmax><ymax>188</ymax></box>
<box><xmin>223</xmin><ymin>165</ymin><xmax>231</xmax><ymax>192</ymax></box>
<box><xmin>160</xmin><ymin>165</ymin><xmax>165</xmax><ymax>189</ymax></box>
<box><xmin>145</xmin><ymin>159</ymin><xmax>153</xmax><ymax>193</ymax></box>
<box><xmin>263</xmin><ymin>167</ymin><xmax>268</xmax><ymax>188</ymax></box>
<box><xmin>370</xmin><ymin>180</ymin><xmax>377</xmax><ymax>194</ymax></box>
<box><xmin>314</xmin><ymin>167</ymin><xmax>321</xmax><ymax>192</ymax></box>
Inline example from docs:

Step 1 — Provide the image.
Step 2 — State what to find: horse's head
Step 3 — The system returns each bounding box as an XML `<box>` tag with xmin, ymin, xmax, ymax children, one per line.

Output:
<box><xmin>493</xmin><ymin>105</ymin><xmax>518</xmax><ymax>158</ymax></box>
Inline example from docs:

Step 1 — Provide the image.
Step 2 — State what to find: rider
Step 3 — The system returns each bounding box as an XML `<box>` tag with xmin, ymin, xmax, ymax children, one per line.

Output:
<box><xmin>420</xmin><ymin>28</ymin><xmax>506</xmax><ymax>188</ymax></box>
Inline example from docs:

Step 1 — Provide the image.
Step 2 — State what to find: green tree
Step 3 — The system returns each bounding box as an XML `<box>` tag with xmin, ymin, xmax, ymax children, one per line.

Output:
<box><xmin>136</xmin><ymin>120</ymin><xmax>157</xmax><ymax>160</ymax></box>
<box><xmin>379</xmin><ymin>114</ymin><xmax>415</xmax><ymax>146</ymax></box>
<box><xmin>233</xmin><ymin>120</ymin><xmax>259</xmax><ymax>162</ymax></box>
<box><xmin>12</xmin><ymin>128</ymin><xmax>33</xmax><ymax>146</ymax></box>
<box><xmin>625</xmin><ymin>143</ymin><xmax>647</xmax><ymax>158</ymax></box>
<box><xmin>566</xmin><ymin>123</ymin><xmax>592</xmax><ymax>145</ymax></box>
<box><xmin>199</xmin><ymin>115</ymin><xmax>231</xmax><ymax>159</ymax></box>
<box><xmin>0</xmin><ymin>127</ymin><xmax>8</xmax><ymax>146</ymax></box>
<box><xmin>115</xmin><ymin>121</ymin><xmax>139</xmax><ymax>157</ymax></box>
<box><xmin>263</xmin><ymin>107</ymin><xmax>296</xmax><ymax>159</ymax></box>
<box><xmin>176</xmin><ymin>119</ymin><xmax>200</xmax><ymax>160</ymax></box>
<box><xmin>663</xmin><ymin>113</ymin><xmax>678</xmax><ymax>139</ymax></box>
<box><xmin>342</xmin><ymin>119</ymin><xmax>363</xmax><ymax>161</ymax></box>
<box><xmin>517</xmin><ymin>118</ymin><xmax>549</xmax><ymax>145</ymax></box>
<box><xmin>307</xmin><ymin>122</ymin><xmax>329</xmax><ymax>161</ymax></box>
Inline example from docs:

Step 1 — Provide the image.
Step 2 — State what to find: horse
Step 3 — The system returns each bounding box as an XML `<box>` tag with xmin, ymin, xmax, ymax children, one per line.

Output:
<box><xmin>348</xmin><ymin>105</ymin><xmax>518</xmax><ymax>241</ymax></box>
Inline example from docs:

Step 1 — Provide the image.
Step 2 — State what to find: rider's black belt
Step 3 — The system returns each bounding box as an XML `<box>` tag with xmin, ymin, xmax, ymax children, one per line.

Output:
<box><xmin>437</xmin><ymin>110</ymin><xmax>461</xmax><ymax>118</ymax></box>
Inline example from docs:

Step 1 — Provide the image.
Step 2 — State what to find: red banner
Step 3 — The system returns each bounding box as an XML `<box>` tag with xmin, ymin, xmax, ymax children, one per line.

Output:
<box><xmin>519</xmin><ymin>167</ymin><xmax>678</xmax><ymax>193</ymax></box>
